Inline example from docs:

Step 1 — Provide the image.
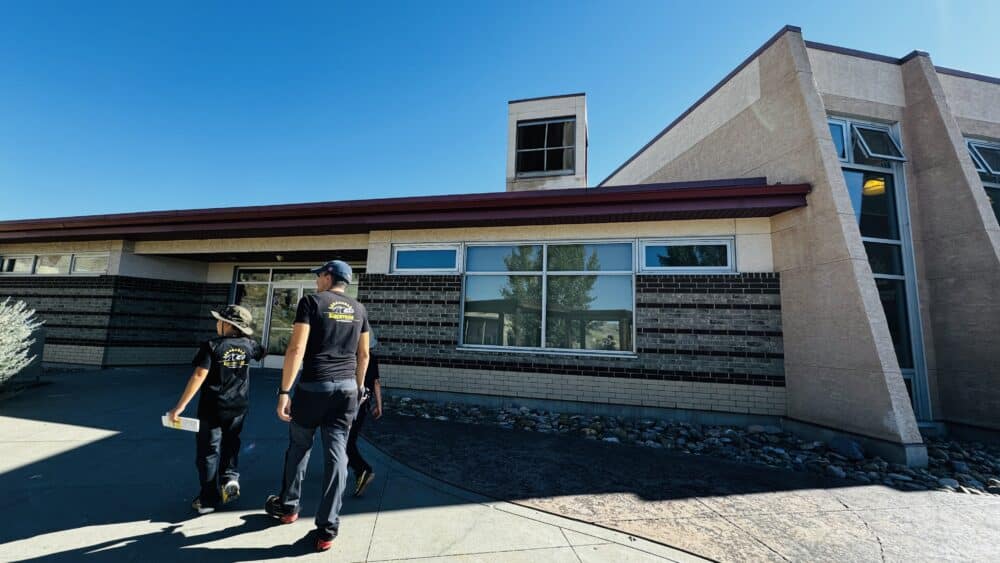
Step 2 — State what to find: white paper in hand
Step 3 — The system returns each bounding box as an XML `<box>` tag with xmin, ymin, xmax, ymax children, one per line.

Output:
<box><xmin>162</xmin><ymin>414</ymin><xmax>200</xmax><ymax>432</ymax></box>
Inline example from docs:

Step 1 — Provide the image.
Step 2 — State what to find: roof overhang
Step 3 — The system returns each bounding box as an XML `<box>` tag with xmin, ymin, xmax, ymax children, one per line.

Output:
<box><xmin>0</xmin><ymin>178</ymin><xmax>809</xmax><ymax>244</ymax></box>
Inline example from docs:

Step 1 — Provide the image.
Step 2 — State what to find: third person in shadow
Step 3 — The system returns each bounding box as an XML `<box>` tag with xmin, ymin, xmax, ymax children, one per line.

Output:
<box><xmin>347</xmin><ymin>329</ymin><xmax>382</xmax><ymax>497</ymax></box>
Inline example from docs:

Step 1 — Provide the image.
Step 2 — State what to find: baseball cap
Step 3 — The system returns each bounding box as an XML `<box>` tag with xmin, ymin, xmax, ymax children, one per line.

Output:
<box><xmin>310</xmin><ymin>260</ymin><xmax>353</xmax><ymax>284</ymax></box>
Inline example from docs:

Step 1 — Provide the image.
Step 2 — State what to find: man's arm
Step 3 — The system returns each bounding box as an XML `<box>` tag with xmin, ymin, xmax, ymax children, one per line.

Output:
<box><xmin>168</xmin><ymin>367</ymin><xmax>209</xmax><ymax>421</ymax></box>
<box><xmin>355</xmin><ymin>331</ymin><xmax>370</xmax><ymax>392</ymax></box>
<box><xmin>276</xmin><ymin>322</ymin><xmax>310</xmax><ymax>422</ymax></box>
<box><xmin>372</xmin><ymin>378</ymin><xmax>383</xmax><ymax>419</ymax></box>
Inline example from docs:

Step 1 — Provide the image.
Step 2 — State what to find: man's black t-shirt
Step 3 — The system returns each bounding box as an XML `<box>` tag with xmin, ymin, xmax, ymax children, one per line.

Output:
<box><xmin>192</xmin><ymin>335</ymin><xmax>265</xmax><ymax>419</ymax></box>
<box><xmin>294</xmin><ymin>290</ymin><xmax>370</xmax><ymax>383</ymax></box>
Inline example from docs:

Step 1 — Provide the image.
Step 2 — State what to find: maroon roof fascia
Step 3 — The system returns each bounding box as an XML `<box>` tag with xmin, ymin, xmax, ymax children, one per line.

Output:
<box><xmin>0</xmin><ymin>178</ymin><xmax>810</xmax><ymax>243</ymax></box>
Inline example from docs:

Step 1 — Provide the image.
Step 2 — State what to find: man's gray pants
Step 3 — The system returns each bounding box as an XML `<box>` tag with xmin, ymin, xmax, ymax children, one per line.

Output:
<box><xmin>278</xmin><ymin>379</ymin><xmax>359</xmax><ymax>538</ymax></box>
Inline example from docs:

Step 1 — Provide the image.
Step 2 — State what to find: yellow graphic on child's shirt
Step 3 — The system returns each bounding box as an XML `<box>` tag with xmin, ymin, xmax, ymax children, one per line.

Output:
<box><xmin>327</xmin><ymin>301</ymin><xmax>356</xmax><ymax>322</ymax></box>
<box><xmin>221</xmin><ymin>347</ymin><xmax>248</xmax><ymax>368</ymax></box>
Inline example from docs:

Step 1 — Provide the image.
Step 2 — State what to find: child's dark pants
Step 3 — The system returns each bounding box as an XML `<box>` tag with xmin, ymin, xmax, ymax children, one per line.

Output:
<box><xmin>196</xmin><ymin>412</ymin><xmax>246</xmax><ymax>505</ymax></box>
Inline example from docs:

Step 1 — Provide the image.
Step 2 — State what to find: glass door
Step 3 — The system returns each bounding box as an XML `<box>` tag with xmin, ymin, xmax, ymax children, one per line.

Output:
<box><xmin>262</xmin><ymin>284</ymin><xmax>312</xmax><ymax>369</ymax></box>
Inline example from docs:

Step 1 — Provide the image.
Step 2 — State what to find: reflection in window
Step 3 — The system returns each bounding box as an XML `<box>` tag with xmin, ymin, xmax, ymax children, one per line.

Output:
<box><xmin>545</xmin><ymin>275</ymin><xmax>633</xmax><ymax>351</ymax></box>
<box><xmin>466</xmin><ymin>245</ymin><xmax>542</xmax><ymax>272</ymax></box>
<box><xmin>1</xmin><ymin>256</ymin><xmax>34</xmax><ymax>274</ymax></box>
<box><xmin>463</xmin><ymin>275</ymin><xmax>541</xmax><ymax>347</ymax></box>
<box><xmin>393</xmin><ymin>248</ymin><xmax>458</xmax><ymax>271</ymax></box>
<box><xmin>643</xmin><ymin>243</ymin><xmax>730</xmax><ymax>270</ymax></box>
<box><xmin>71</xmin><ymin>254</ymin><xmax>109</xmax><ymax>274</ymax></box>
<box><xmin>547</xmin><ymin>243</ymin><xmax>632</xmax><ymax>272</ymax></box>
<box><xmin>842</xmin><ymin>171</ymin><xmax>899</xmax><ymax>240</ymax></box>
<box><xmin>234</xmin><ymin>284</ymin><xmax>269</xmax><ymax>340</ymax></box>
<box><xmin>35</xmin><ymin>255</ymin><xmax>70</xmax><ymax>275</ymax></box>
<box><xmin>876</xmin><ymin>279</ymin><xmax>913</xmax><ymax>369</ymax></box>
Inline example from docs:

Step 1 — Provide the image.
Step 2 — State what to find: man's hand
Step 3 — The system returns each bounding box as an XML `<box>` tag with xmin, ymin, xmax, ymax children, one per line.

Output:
<box><xmin>167</xmin><ymin>406</ymin><xmax>184</xmax><ymax>423</ymax></box>
<box><xmin>373</xmin><ymin>402</ymin><xmax>383</xmax><ymax>419</ymax></box>
<box><xmin>277</xmin><ymin>395</ymin><xmax>292</xmax><ymax>422</ymax></box>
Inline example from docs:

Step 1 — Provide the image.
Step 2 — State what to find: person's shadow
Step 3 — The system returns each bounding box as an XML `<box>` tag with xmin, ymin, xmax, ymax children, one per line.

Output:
<box><xmin>15</xmin><ymin>514</ymin><xmax>315</xmax><ymax>562</ymax></box>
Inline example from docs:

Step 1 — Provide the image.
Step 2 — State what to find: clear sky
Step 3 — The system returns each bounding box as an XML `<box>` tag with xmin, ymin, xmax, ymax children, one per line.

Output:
<box><xmin>2</xmin><ymin>0</ymin><xmax>997</xmax><ymax>221</ymax></box>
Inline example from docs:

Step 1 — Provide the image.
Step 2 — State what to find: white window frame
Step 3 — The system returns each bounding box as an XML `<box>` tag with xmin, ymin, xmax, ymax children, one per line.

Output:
<box><xmin>33</xmin><ymin>254</ymin><xmax>72</xmax><ymax>275</ymax></box>
<box><xmin>515</xmin><ymin>116</ymin><xmax>576</xmax><ymax>178</ymax></box>
<box><xmin>0</xmin><ymin>255</ymin><xmax>35</xmax><ymax>275</ymax></box>
<box><xmin>638</xmin><ymin>238</ymin><xmax>736</xmax><ymax>274</ymax></box>
<box><xmin>391</xmin><ymin>244</ymin><xmax>462</xmax><ymax>274</ymax></box>
<box><xmin>968</xmin><ymin>139</ymin><xmax>1000</xmax><ymax>176</ymax></box>
<box><xmin>828</xmin><ymin>118</ymin><xmax>849</xmax><ymax>162</ymax></box>
<box><xmin>459</xmin><ymin>239</ymin><xmax>636</xmax><ymax>357</ymax></box>
<box><xmin>70</xmin><ymin>252</ymin><xmax>110</xmax><ymax>275</ymax></box>
<box><xmin>851</xmin><ymin>123</ymin><xmax>907</xmax><ymax>162</ymax></box>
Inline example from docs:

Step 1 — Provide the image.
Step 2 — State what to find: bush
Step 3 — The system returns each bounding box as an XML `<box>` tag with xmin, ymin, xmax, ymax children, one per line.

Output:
<box><xmin>0</xmin><ymin>298</ymin><xmax>44</xmax><ymax>386</ymax></box>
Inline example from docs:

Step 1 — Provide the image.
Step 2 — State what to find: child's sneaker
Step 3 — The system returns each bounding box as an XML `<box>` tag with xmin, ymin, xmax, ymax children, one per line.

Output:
<box><xmin>221</xmin><ymin>480</ymin><xmax>241</xmax><ymax>504</ymax></box>
<box><xmin>264</xmin><ymin>495</ymin><xmax>299</xmax><ymax>524</ymax></box>
<box><xmin>191</xmin><ymin>497</ymin><xmax>216</xmax><ymax>515</ymax></box>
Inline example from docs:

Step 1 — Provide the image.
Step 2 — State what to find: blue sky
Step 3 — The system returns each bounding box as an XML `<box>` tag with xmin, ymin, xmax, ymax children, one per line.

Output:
<box><xmin>2</xmin><ymin>0</ymin><xmax>997</xmax><ymax>221</ymax></box>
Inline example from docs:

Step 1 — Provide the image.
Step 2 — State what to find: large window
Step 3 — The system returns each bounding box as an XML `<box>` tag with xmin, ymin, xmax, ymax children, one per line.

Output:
<box><xmin>462</xmin><ymin>242</ymin><xmax>634</xmax><ymax>353</ymax></box>
<box><xmin>830</xmin><ymin>116</ymin><xmax>928</xmax><ymax>418</ymax></box>
<box><xmin>515</xmin><ymin>117</ymin><xmax>575</xmax><ymax>177</ymax></box>
<box><xmin>967</xmin><ymin>139</ymin><xmax>1000</xmax><ymax>224</ymax></box>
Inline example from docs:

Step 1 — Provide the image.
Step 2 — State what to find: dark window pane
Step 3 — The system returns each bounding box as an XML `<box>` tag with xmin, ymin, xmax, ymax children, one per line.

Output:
<box><xmin>72</xmin><ymin>254</ymin><xmax>108</xmax><ymax>274</ymax></box>
<box><xmin>234</xmin><ymin>283</ymin><xmax>268</xmax><ymax>343</ymax></box>
<box><xmin>842</xmin><ymin>171</ymin><xmax>899</xmax><ymax>240</ymax></box>
<box><xmin>272</xmin><ymin>269</ymin><xmax>314</xmax><ymax>282</ymax></box>
<box><xmin>852</xmin><ymin>140</ymin><xmax>892</xmax><ymax>168</ymax></box>
<box><xmin>546</xmin><ymin>120</ymin><xmax>575</xmax><ymax>148</ymax></box>
<box><xmin>546</xmin><ymin>275</ymin><xmax>633</xmax><ymax>351</ymax></box>
<box><xmin>864</xmin><ymin>242</ymin><xmax>903</xmax><ymax>275</ymax></box>
<box><xmin>395</xmin><ymin>249</ymin><xmax>457</xmax><ymax>270</ymax></box>
<box><xmin>548</xmin><ymin>243</ymin><xmax>632</xmax><ymax>271</ymax></box>
<box><xmin>516</xmin><ymin>150</ymin><xmax>545</xmax><ymax>173</ymax></box>
<box><xmin>517</xmin><ymin>123</ymin><xmax>546</xmax><ymax>150</ymax></box>
<box><xmin>545</xmin><ymin>148</ymin><xmax>573</xmax><ymax>171</ymax></box>
<box><xmin>644</xmin><ymin>244</ymin><xmax>728</xmax><ymax>268</ymax></box>
<box><xmin>2</xmin><ymin>256</ymin><xmax>33</xmax><ymax>273</ymax></box>
<box><xmin>238</xmin><ymin>269</ymin><xmax>270</xmax><ymax>282</ymax></box>
<box><xmin>974</xmin><ymin>145</ymin><xmax>1000</xmax><ymax>174</ymax></box>
<box><xmin>35</xmin><ymin>255</ymin><xmax>70</xmax><ymax>274</ymax></box>
<box><xmin>855</xmin><ymin>126</ymin><xmax>903</xmax><ymax>158</ymax></box>
<box><xmin>876</xmin><ymin>278</ymin><xmax>913</xmax><ymax>369</ymax></box>
<box><xmin>466</xmin><ymin>245</ymin><xmax>542</xmax><ymax>272</ymax></box>
<box><xmin>463</xmin><ymin>275</ymin><xmax>541</xmax><ymax>347</ymax></box>
<box><xmin>829</xmin><ymin>122</ymin><xmax>846</xmax><ymax>160</ymax></box>
<box><xmin>986</xmin><ymin>187</ymin><xmax>1000</xmax><ymax>225</ymax></box>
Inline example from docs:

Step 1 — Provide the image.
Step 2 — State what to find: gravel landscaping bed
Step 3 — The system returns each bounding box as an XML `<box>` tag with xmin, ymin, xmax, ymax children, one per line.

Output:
<box><xmin>383</xmin><ymin>394</ymin><xmax>1000</xmax><ymax>495</ymax></box>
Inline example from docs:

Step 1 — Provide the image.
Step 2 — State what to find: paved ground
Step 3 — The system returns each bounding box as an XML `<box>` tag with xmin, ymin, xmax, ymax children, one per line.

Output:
<box><xmin>0</xmin><ymin>368</ymin><xmax>702</xmax><ymax>563</ymax></box>
<box><xmin>365</xmin><ymin>402</ymin><xmax>1000</xmax><ymax>562</ymax></box>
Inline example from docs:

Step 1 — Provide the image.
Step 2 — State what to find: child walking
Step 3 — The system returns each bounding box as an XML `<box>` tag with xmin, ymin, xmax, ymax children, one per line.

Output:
<box><xmin>168</xmin><ymin>305</ymin><xmax>264</xmax><ymax>514</ymax></box>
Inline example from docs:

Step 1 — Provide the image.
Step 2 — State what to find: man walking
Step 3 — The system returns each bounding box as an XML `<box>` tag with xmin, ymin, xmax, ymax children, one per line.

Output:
<box><xmin>265</xmin><ymin>260</ymin><xmax>370</xmax><ymax>552</ymax></box>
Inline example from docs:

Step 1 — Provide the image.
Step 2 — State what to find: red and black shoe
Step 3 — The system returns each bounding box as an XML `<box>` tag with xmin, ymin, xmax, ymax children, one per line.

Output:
<box><xmin>316</xmin><ymin>532</ymin><xmax>335</xmax><ymax>552</ymax></box>
<box><xmin>264</xmin><ymin>495</ymin><xmax>299</xmax><ymax>524</ymax></box>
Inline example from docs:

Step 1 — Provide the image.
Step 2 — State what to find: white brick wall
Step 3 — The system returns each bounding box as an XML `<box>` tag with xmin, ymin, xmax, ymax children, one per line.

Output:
<box><xmin>43</xmin><ymin>344</ymin><xmax>104</xmax><ymax>366</ymax></box>
<box><xmin>380</xmin><ymin>364</ymin><xmax>786</xmax><ymax>416</ymax></box>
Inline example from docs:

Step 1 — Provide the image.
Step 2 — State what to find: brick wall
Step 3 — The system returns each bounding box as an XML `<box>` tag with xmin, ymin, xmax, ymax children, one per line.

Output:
<box><xmin>0</xmin><ymin>276</ymin><xmax>229</xmax><ymax>366</ymax></box>
<box><xmin>358</xmin><ymin>272</ymin><xmax>785</xmax><ymax>415</ymax></box>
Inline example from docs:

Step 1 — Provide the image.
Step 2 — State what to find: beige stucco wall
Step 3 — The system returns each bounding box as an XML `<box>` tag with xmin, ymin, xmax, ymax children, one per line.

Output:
<box><xmin>133</xmin><ymin>233</ymin><xmax>369</xmax><ymax>255</ymax></box>
<box><xmin>900</xmin><ymin>56</ymin><xmax>1000</xmax><ymax>431</ymax></box>
<box><xmin>365</xmin><ymin>218</ymin><xmax>773</xmax><ymax>275</ymax></box>
<box><xmin>807</xmin><ymin>48</ymin><xmax>906</xmax><ymax>108</ymax></box>
<box><xmin>939</xmin><ymin>74</ymin><xmax>1000</xmax><ymax>128</ymax></box>
<box><xmin>601</xmin><ymin>29</ymin><xmax>924</xmax><ymax>460</ymax></box>
<box><xmin>506</xmin><ymin>95</ymin><xmax>588</xmax><ymax>192</ymax></box>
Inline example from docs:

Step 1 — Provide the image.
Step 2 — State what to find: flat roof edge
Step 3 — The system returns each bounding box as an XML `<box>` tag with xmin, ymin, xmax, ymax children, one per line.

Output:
<box><xmin>508</xmin><ymin>92</ymin><xmax>586</xmax><ymax>104</ymax></box>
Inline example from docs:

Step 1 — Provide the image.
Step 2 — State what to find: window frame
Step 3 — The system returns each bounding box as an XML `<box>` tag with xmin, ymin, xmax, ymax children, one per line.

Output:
<box><xmin>0</xmin><ymin>255</ymin><xmax>35</xmax><ymax>275</ymax></box>
<box><xmin>515</xmin><ymin>116</ymin><xmax>577</xmax><ymax>178</ymax></box>
<box><xmin>638</xmin><ymin>237</ymin><xmax>736</xmax><ymax>274</ymax></box>
<box><xmin>69</xmin><ymin>252</ymin><xmax>110</xmax><ymax>275</ymax></box>
<box><xmin>968</xmin><ymin>139</ymin><xmax>1000</xmax><ymax>176</ymax></box>
<box><xmin>828</xmin><ymin>118</ymin><xmax>849</xmax><ymax>162</ymax></box>
<box><xmin>390</xmin><ymin>244</ymin><xmax>462</xmax><ymax>274</ymax></box>
<box><xmin>458</xmin><ymin>239</ymin><xmax>636</xmax><ymax>357</ymax></box>
<box><xmin>851</xmin><ymin>123</ymin><xmax>907</xmax><ymax>162</ymax></box>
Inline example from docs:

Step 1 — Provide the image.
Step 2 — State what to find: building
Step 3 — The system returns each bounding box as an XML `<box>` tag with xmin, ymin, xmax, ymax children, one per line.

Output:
<box><xmin>2</xmin><ymin>26</ymin><xmax>998</xmax><ymax>466</ymax></box>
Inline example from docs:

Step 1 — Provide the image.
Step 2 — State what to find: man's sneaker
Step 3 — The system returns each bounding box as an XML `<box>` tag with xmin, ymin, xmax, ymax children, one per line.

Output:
<box><xmin>221</xmin><ymin>480</ymin><xmax>241</xmax><ymax>504</ymax></box>
<box><xmin>264</xmin><ymin>495</ymin><xmax>299</xmax><ymax>524</ymax></box>
<box><xmin>191</xmin><ymin>497</ymin><xmax>216</xmax><ymax>515</ymax></box>
<box><xmin>354</xmin><ymin>469</ymin><xmax>375</xmax><ymax>497</ymax></box>
<box><xmin>316</xmin><ymin>532</ymin><xmax>335</xmax><ymax>552</ymax></box>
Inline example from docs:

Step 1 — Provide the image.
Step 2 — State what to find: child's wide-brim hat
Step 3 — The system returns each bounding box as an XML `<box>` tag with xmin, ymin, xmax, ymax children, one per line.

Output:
<box><xmin>211</xmin><ymin>305</ymin><xmax>254</xmax><ymax>336</ymax></box>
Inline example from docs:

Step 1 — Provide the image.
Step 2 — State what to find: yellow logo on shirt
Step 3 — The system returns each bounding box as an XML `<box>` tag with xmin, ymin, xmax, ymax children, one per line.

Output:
<box><xmin>221</xmin><ymin>347</ymin><xmax>248</xmax><ymax>368</ymax></box>
<box><xmin>327</xmin><ymin>301</ymin><xmax>356</xmax><ymax>322</ymax></box>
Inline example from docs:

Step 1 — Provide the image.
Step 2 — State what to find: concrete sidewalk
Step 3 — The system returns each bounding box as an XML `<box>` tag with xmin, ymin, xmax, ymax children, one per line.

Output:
<box><xmin>0</xmin><ymin>368</ymin><xmax>704</xmax><ymax>562</ymax></box>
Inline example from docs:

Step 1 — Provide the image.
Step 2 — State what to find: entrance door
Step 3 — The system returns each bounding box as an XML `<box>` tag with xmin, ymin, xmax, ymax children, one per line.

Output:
<box><xmin>262</xmin><ymin>283</ymin><xmax>310</xmax><ymax>369</ymax></box>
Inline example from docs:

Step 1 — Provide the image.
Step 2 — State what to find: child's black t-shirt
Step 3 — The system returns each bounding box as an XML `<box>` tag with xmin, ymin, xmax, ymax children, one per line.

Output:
<box><xmin>192</xmin><ymin>335</ymin><xmax>265</xmax><ymax>419</ymax></box>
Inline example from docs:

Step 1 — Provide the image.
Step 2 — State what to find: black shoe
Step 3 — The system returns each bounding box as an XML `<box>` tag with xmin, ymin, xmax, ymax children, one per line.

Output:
<box><xmin>354</xmin><ymin>469</ymin><xmax>375</xmax><ymax>497</ymax></box>
<box><xmin>264</xmin><ymin>495</ymin><xmax>299</xmax><ymax>524</ymax></box>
